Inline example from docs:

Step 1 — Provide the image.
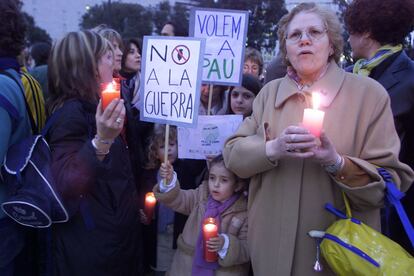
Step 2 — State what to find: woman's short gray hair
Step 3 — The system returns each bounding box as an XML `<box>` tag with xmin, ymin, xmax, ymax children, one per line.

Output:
<box><xmin>277</xmin><ymin>2</ymin><xmax>344</xmax><ymax>66</ymax></box>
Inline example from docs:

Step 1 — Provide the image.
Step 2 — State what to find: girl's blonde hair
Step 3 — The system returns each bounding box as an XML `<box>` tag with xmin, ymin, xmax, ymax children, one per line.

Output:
<box><xmin>145</xmin><ymin>124</ymin><xmax>177</xmax><ymax>169</ymax></box>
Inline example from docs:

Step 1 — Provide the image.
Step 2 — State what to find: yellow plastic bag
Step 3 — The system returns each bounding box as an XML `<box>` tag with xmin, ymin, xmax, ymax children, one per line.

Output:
<box><xmin>320</xmin><ymin>194</ymin><xmax>414</xmax><ymax>276</ymax></box>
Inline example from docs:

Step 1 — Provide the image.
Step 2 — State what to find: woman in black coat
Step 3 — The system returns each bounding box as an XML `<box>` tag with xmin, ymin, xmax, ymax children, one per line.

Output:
<box><xmin>46</xmin><ymin>30</ymin><xmax>142</xmax><ymax>275</ymax></box>
<box><xmin>345</xmin><ymin>0</ymin><xmax>414</xmax><ymax>254</ymax></box>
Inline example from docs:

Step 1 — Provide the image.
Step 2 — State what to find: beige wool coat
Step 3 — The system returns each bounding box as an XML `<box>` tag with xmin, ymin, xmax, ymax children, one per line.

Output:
<box><xmin>223</xmin><ymin>62</ymin><xmax>414</xmax><ymax>276</ymax></box>
<box><xmin>153</xmin><ymin>181</ymin><xmax>250</xmax><ymax>276</ymax></box>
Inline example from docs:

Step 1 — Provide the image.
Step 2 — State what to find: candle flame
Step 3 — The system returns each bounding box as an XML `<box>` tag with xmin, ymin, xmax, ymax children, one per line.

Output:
<box><xmin>145</xmin><ymin>192</ymin><xmax>156</xmax><ymax>204</ymax></box>
<box><xmin>103</xmin><ymin>82</ymin><xmax>114</xmax><ymax>93</ymax></box>
<box><xmin>204</xmin><ymin>223</ymin><xmax>218</xmax><ymax>232</ymax></box>
<box><xmin>312</xmin><ymin>92</ymin><xmax>321</xmax><ymax>110</ymax></box>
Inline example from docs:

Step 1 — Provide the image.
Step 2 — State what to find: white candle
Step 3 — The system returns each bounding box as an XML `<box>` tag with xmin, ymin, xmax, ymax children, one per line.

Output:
<box><xmin>302</xmin><ymin>92</ymin><xmax>325</xmax><ymax>137</ymax></box>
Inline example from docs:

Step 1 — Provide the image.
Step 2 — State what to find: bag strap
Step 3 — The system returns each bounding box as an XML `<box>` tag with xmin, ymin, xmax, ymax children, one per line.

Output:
<box><xmin>0</xmin><ymin>70</ymin><xmax>38</xmax><ymax>134</ymax></box>
<box><xmin>377</xmin><ymin>167</ymin><xmax>414</xmax><ymax>249</ymax></box>
<box><xmin>342</xmin><ymin>192</ymin><xmax>352</xmax><ymax>218</ymax></box>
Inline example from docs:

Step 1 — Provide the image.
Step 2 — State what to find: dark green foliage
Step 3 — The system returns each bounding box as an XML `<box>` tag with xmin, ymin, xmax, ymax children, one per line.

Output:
<box><xmin>80</xmin><ymin>1</ymin><xmax>153</xmax><ymax>38</ymax></box>
<box><xmin>23</xmin><ymin>12</ymin><xmax>51</xmax><ymax>44</ymax></box>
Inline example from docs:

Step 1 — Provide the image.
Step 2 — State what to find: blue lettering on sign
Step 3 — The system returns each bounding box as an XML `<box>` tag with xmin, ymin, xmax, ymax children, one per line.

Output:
<box><xmin>144</xmin><ymin>90</ymin><xmax>193</xmax><ymax>119</ymax></box>
<box><xmin>196</xmin><ymin>13</ymin><xmax>243</xmax><ymax>39</ymax></box>
<box><xmin>150</xmin><ymin>45</ymin><xmax>167</xmax><ymax>62</ymax></box>
<box><xmin>217</xmin><ymin>40</ymin><xmax>235</xmax><ymax>57</ymax></box>
<box><xmin>168</xmin><ymin>69</ymin><xmax>192</xmax><ymax>87</ymax></box>
<box><xmin>146</xmin><ymin>69</ymin><xmax>160</xmax><ymax>85</ymax></box>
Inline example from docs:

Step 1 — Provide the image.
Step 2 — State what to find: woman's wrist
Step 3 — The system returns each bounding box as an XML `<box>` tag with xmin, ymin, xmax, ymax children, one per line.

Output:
<box><xmin>94</xmin><ymin>134</ymin><xmax>114</xmax><ymax>145</ymax></box>
<box><xmin>265</xmin><ymin>140</ymin><xmax>279</xmax><ymax>162</ymax></box>
<box><xmin>91</xmin><ymin>138</ymin><xmax>111</xmax><ymax>156</ymax></box>
<box><xmin>322</xmin><ymin>154</ymin><xmax>344</xmax><ymax>175</ymax></box>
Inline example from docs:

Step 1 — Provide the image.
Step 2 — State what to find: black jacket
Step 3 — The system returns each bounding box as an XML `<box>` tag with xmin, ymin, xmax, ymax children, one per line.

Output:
<box><xmin>47</xmin><ymin>100</ymin><xmax>142</xmax><ymax>276</ymax></box>
<box><xmin>371</xmin><ymin>51</ymin><xmax>414</xmax><ymax>254</ymax></box>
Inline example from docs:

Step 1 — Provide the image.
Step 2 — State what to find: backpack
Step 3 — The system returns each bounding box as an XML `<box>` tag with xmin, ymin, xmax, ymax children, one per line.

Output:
<box><xmin>0</xmin><ymin>70</ymin><xmax>68</xmax><ymax>228</ymax></box>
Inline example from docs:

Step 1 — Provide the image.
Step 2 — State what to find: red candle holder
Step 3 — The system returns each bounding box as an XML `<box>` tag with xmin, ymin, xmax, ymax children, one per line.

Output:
<box><xmin>144</xmin><ymin>192</ymin><xmax>156</xmax><ymax>224</ymax></box>
<box><xmin>203</xmin><ymin>217</ymin><xmax>218</xmax><ymax>262</ymax></box>
<box><xmin>101</xmin><ymin>81</ymin><xmax>120</xmax><ymax>111</ymax></box>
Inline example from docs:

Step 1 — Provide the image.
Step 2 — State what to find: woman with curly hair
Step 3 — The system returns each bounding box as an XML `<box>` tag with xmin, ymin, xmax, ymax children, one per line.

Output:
<box><xmin>345</xmin><ymin>0</ymin><xmax>414</xmax><ymax>255</ymax></box>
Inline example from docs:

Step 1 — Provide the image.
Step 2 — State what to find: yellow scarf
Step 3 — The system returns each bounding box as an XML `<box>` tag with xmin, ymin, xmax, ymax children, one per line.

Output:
<box><xmin>353</xmin><ymin>44</ymin><xmax>402</xmax><ymax>76</ymax></box>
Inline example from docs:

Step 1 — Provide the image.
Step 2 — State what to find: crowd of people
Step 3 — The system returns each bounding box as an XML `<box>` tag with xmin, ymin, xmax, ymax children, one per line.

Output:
<box><xmin>0</xmin><ymin>0</ymin><xmax>413</xmax><ymax>275</ymax></box>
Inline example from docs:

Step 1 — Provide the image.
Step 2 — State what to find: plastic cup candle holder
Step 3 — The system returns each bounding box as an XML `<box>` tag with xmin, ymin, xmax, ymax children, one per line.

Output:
<box><xmin>101</xmin><ymin>81</ymin><xmax>120</xmax><ymax>110</ymax></box>
<box><xmin>203</xmin><ymin>217</ymin><xmax>219</xmax><ymax>262</ymax></box>
<box><xmin>144</xmin><ymin>192</ymin><xmax>156</xmax><ymax>224</ymax></box>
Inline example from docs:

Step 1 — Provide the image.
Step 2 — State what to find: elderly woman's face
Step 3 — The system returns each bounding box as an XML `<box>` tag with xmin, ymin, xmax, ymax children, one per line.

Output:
<box><xmin>286</xmin><ymin>12</ymin><xmax>332</xmax><ymax>81</ymax></box>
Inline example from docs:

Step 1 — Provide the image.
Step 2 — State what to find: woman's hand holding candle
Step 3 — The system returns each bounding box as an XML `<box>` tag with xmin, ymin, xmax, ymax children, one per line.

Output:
<box><xmin>310</xmin><ymin>131</ymin><xmax>343</xmax><ymax>173</ymax></box>
<box><xmin>94</xmin><ymin>99</ymin><xmax>125</xmax><ymax>160</ymax></box>
<box><xmin>265</xmin><ymin>126</ymin><xmax>317</xmax><ymax>162</ymax></box>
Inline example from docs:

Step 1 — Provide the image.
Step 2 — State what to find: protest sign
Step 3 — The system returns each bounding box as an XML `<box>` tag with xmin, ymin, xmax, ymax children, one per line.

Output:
<box><xmin>139</xmin><ymin>36</ymin><xmax>205</xmax><ymax>127</ymax></box>
<box><xmin>178</xmin><ymin>114</ymin><xmax>243</xmax><ymax>159</ymax></box>
<box><xmin>190</xmin><ymin>8</ymin><xmax>249</xmax><ymax>86</ymax></box>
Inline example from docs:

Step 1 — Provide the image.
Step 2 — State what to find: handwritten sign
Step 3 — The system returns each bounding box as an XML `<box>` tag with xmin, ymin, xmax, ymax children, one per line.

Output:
<box><xmin>178</xmin><ymin>115</ymin><xmax>243</xmax><ymax>159</ymax></box>
<box><xmin>139</xmin><ymin>36</ymin><xmax>205</xmax><ymax>127</ymax></box>
<box><xmin>190</xmin><ymin>8</ymin><xmax>249</xmax><ymax>86</ymax></box>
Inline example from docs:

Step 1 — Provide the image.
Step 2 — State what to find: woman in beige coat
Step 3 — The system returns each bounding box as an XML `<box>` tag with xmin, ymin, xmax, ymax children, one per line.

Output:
<box><xmin>223</xmin><ymin>3</ymin><xmax>414</xmax><ymax>276</ymax></box>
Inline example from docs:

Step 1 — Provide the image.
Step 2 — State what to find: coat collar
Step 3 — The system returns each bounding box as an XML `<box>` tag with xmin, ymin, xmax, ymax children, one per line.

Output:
<box><xmin>275</xmin><ymin>62</ymin><xmax>346</xmax><ymax>108</ymax></box>
<box><xmin>376</xmin><ymin>51</ymin><xmax>411</xmax><ymax>91</ymax></box>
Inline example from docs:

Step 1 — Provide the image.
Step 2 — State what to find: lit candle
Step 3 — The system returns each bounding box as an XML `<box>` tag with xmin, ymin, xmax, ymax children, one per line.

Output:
<box><xmin>144</xmin><ymin>192</ymin><xmax>156</xmax><ymax>224</ymax></box>
<box><xmin>101</xmin><ymin>81</ymin><xmax>120</xmax><ymax>110</ymax></box>
<box><xmin>203</xmin><ymin>217</ymin><xmax>218</xmax><ymax>262</ymax></box>
<box><xmin>302</xmin><ymin>92</ymin><xmax>325</xmax><ymax>137</ymax></box>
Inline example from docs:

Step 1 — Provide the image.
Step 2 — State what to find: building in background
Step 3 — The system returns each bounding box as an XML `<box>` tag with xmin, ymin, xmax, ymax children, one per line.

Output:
<box><xmin>22</xmin><ymin>0</ymin><xmax>188</xmax><ymax>40</ymax></box>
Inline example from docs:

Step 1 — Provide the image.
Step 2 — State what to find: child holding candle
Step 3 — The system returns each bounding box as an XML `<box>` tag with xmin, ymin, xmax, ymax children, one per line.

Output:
<box><xmin>140</xmin><ymin>124</ymin><xmax>205</xmax><ymax>275</ymax></box>
<box><xmin>153</xmin><ymin>155</ymin><xmax>249</xmax><ymax>276</ymax></box>
<box><xmin>139</xmin><ymin>124</ymin><xmax>179</xmax><ymax>275</ymax></box>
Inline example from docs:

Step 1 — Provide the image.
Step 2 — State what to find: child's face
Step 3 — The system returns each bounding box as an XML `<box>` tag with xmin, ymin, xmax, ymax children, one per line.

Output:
<box><xmin>230</xmin><ymin>87</ymin><xmax>256</xmax><ymax>117</ymax></box>
<box><xmin>157</xmin><ymin>140</ymin><xmax>178</xmax><ymax>164</ymax></box>
<box><xmin>208</xmin><ymin>163</ymin><xmax>238</xmax><ymax>203</ymax></box>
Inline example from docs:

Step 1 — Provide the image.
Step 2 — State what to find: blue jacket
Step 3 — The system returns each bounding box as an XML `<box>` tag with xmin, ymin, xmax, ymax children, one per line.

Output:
<box><xmin>0</xmin><ymin>69</ymin><xmax>31</xmax><ymax>218</ymax></box>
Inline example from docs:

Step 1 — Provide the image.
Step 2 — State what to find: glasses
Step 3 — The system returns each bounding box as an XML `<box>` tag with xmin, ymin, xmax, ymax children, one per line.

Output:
<box><xmin>286</xmin><ymin>27</ymin><xmax>327</xmax><ymax>44</ymax></box>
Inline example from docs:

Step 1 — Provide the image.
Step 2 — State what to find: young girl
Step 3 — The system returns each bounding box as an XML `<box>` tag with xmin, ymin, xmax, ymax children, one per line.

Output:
<box><xmin>227</xmin><ymin>73</ymin><xmax>262</xmax><ymax>118</ymax></box>
<box><xmin>153</xmin><ymin>155</ymin><xmax>249</xmax><ymax>276</ymax></box>
<box><xmin>140</xmin><ymin>124</ymin><xmax>178</xmax><ymax>275</ymax></box>
<box><xmin>140</xmin><ymin>124</ymin><xmax>206</xmax><ymax>275</ymax></box>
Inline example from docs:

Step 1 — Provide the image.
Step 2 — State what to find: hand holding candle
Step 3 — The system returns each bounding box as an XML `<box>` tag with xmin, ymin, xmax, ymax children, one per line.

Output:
<box><xmin>203</xmin><ymin>217</ymin><xmax>219</xmax><ymax>262</ymax></box>
<box><xmin>302</xmin><ymin>92</ymin><xmax>325</xmax><ymax>137</ymax></box>
<box><xmin>144</xmin><ymin>192</ymin><xmax>156</xmax><ymax>224</ymax></box>
<box><xmin>101</xmin><ymin>81</ymin><xmax>120</xmax><ymax>111</ymax></box>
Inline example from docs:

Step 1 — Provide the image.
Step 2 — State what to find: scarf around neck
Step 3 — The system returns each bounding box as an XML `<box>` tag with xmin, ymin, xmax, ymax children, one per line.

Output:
<box><xmin>191</xmin><ymin>193</ymin><xmax>241</xmax><ymax>276</ymax></box>
<box><xmin>287</xmin><ymin>62</ymin><xmax>329</xmax><ymax>91</ymax></box>
<box><xmin>353</xmin><ymin>44</ymin><xmax>402</xmax><ymax>76</ymax></box>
